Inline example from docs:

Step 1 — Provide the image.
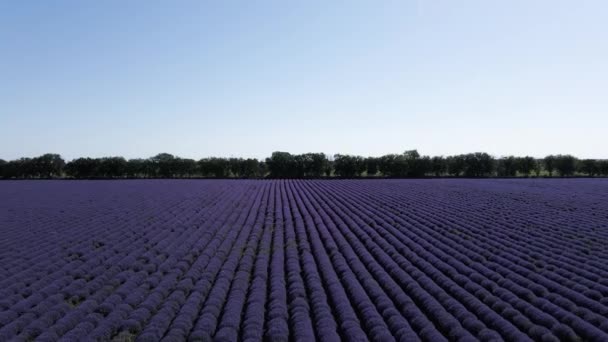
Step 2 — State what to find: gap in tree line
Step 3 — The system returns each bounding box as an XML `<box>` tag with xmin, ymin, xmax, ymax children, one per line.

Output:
<box><xmin>0</xmin><ymin>151</ymin><xmax>606</xmax><ymax>179</ymax></box>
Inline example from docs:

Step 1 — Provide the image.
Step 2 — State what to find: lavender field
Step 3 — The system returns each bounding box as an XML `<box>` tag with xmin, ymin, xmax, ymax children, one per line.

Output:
<box><xmin>1</xmin><ymin>179</ymin><xmax>608</xmax><ymax>341</ymax></box>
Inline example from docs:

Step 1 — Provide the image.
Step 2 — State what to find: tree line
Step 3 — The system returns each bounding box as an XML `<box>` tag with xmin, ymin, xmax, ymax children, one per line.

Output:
<box><xmin>1</xmin><ymin>151</ymin><xmax>607</xmax><ymax>179</ymax></box>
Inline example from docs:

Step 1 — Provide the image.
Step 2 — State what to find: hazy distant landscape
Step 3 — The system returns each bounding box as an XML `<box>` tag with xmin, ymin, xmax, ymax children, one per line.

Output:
<box><xmin>1</xmin><ymin>151</ymin><xmax>606</xmax><ymax>179</ymax></box>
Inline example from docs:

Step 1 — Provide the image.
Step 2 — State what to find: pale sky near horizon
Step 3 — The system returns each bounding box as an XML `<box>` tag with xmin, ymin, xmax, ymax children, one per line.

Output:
<box><xmin>1</xmin><ymin>1</ymin><xmax>607</xmax><ymax>161</ymax></box>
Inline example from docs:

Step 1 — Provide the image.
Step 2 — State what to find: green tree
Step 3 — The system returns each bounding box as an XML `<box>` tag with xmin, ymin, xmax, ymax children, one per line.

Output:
<box><xmin>65</xmin><ymin>158</ymin><xmax>98</xmax><ymax>178</ymax></box>
<box><xmin>266</xmin><ymin>152</ymin><xmax>296</xmax><ymax>178</ymax></box>
<box><xmin>365</xmin><ymin>157</ymin><xmax>379</xmax><ymax>176</ymax></box>
<box><xmin>176</xmin><ymin>158</ymin><xmax>197</xmax><ymax>177</ymax></box>
<box><xmin>240</xmin><ymin>158</ymin><xmax>260</xmax><ymax>178</ymax></box>
<box><xmin>543</xmin><ymin>155</ymin><xmax>556</xmax><ymax>176</ymax></box>
<box><xmin>554</xmin><ymin>155</ymin><xmax>577</xmax><ymax>176</ymax></box>
<box><xmin>126</xmin><ymin>159</ymin><xmax>148</xmax><ymax>177</ymax></box>
<box><xmin>517</xmin><ymin>156</ymin><xmax>536</xmax><ymax>177</ymax></box>
<box><xmin>303</xmin><ymin>153</ymin><xmax>328</xmax><ymax>177</ymax></box>
<box><xmin>257</xmin><ymin>160</ymin><xmax>269</xmax><ymax>178</ymax></box>
<box><xmin>228</xmin><ymin>158</ymin><xmax>242</xmax><ymax>177</ymax></box>
<box><xmin>324</xmin><ymin>159</ymin><xmax>333</xmax><ymax>177</ymax></box>
<box><xmin>227</xmin><ymin>158</ymin><xmax>260</xmax><ymax>178</ymax></box>
<box><xmin>33</xmin><ymin>153</ymin><xmax>65</xmax><ymax>178</ymax></box>
<box><xmin>463</xmin><ymin>153</ymin><xmax>495</xmax><ymax>177</ymax></box>
<box><xmin>579</xmin><ymin>159</ymin><xmax>599</xmax><ymax>176</ymax></box>
<box><xmin>403</xmin><ymin>150</ymin><xmax>429</xmax><ymax>177</ymax></box>
<box><xmin>378</xmin><ymin>154</ymin><xmax>398</xmax><ymax>176</ymax></box>
<box><xmin>150</xmin><ymin>153</ymin><xmax>177</xmax><ymax>177</ymax></box>
<box><xmin>97</xmin><ymin>157</ymin><xmax>128</xmax><ymax>178</ymax></box>
<box><xmin>431</xmin><ymin>156</ymin><xmax>447</xmax><ymax>177</ymax></box>
<box><xmin>533</xmin><ymin>159</ymin><xmax>542</xmax><ymax>177</ymax></box>
<box><xmin>598</xmin><ymin>160</ymin><xmax>608</xmax><ymax>176</ymax></box>
<box><xmin>446</xmin><ymin>155</ymin><xmax>466</xmax><ymax>176</ymax></box>
<box><xmin>413</xmin><ymin>156</ymin><xmax>432</xmax><ymax>177</ymax></box>
<box><xmin>334</xmin><ymin>154</ymin><xmax>365</xmax><ymax>177</ymax></box>
<box><xmin>497</xmin><ymin>156</ymin><xmax>518</xmax><ymax>177</ymax></box>
<box><xmin>0</xmin><ymin>159</ymin><xmax>6</xmax><ymax>178</ymax></box>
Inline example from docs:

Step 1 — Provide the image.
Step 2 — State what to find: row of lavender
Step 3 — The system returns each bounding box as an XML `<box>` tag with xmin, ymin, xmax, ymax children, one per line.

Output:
<box><xmin>0</xmin><ymin>179</ymin><xmax>607</xmax><ymax>341</ymax></box>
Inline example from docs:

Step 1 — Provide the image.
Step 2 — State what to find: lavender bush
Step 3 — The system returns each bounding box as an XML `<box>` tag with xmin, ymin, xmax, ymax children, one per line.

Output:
<box><xmin>1</xmin><ymin>179</ymin><xmax>607</xmax><ymax>341</ymax></box>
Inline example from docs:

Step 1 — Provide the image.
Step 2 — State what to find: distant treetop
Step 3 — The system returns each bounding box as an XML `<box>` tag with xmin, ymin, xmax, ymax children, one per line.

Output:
<box><xmin>1</xmin><ymin>151</ymin><xmax>606</xmax><ymax>179</ymax></box>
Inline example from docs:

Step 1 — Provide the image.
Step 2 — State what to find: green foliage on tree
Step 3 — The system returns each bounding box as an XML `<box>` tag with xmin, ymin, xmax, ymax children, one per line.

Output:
<box><xmin>2</xmin><ymin>150</ymin><xmax>606</xmax><ymax>179</ymax></box>
<box><xmin>554</xmin><ymin>155</ymin><xmax>577</xmax><ymax>176</ymax></box>
<box><xmin>333</xmin><ymin>154</ymin><xmax>366</xmax><ymax>178</ymax></box>
<box><xmin>544</xmin><ymin>155</ymin><xmax>556</xmax><ymax>176</ymax></box>
<box><xmin>579</xmin><ymin>159</ymin><xmax>599</xmax><ymax>176</ymax></box>
<box><xmin>497</xmin><ymin>156</ymin><xmax>518</xmax><ymax>177</ymax></box>
<box><xmin>463</xmin><ymin>153</ymin><xmax>495</xmax><ymax>177</ymax></box>
<box><xmin>365</xmin><ymin>157</ymin><xmax>379</xmax><ymax>176</ymax></box>
<box><xmin>446</xmin><ymin>155</ymin><xmax>466</xmax><ymax>176</ymax></box>
<box><xmin>431</xmin><ymin>156</ymin><xmax>447</xmax><ymax>177</ymax></box>
<box><xmin>516</xmin><ymin>156</ymin><xmax>536</xmax><ymax>177</ymax></box>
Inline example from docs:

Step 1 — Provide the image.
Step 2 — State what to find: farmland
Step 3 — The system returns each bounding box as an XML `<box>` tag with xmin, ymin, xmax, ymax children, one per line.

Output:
<box><xmin>1</xmin><ymin>179</ymin><xmax>608</xmax><ymax>341</ymax></box>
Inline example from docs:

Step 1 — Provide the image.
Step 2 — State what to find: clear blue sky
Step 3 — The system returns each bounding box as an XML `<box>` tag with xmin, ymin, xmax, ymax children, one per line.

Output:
<box><xmin>1</xmin><ymin>1</ymin><xmax>606</xmax><ymax>161</ymax></box>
